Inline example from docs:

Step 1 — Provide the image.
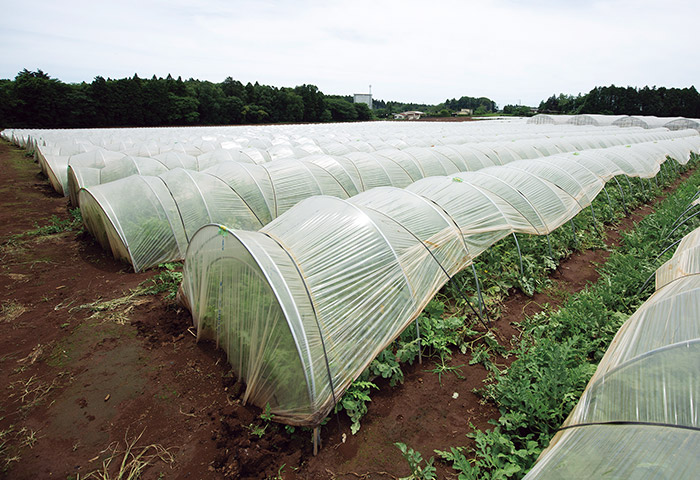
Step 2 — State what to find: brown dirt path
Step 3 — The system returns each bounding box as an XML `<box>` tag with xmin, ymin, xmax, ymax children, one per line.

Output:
<box><xmin>0</xmin><ymin>142</ymin><xmax>236</xmax><ymax>480</ymax></box>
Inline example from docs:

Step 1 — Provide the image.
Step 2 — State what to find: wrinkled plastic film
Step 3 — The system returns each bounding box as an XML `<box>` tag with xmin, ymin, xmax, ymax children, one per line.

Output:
<box><xmin>183</xmin><ymin>143</ymin><xmax>700</xmax><ymax>425</ymax></box>
<box><xmin>82</xmin><ymin>134</ymin><xmax>700</xmax><ymax>271</ymax></box>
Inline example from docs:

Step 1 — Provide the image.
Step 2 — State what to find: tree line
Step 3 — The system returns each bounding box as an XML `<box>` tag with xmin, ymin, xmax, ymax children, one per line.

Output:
<box><xmin>0</xmin><ymin>69</ymin><xmax>374</xmax><ymax>128</ymax></box>
<box><xmin>538</xmin><ymin>85</ymin><xmax>700</xmax><ymax>118</ymax></box>
<box><xmin>6</xmin><ymin>70</ymin><xmax>692</xmax><ymax>129</ymax></box>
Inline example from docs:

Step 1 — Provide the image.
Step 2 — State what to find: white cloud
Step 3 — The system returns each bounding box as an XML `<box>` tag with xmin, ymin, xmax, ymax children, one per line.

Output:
<box><xmin>1</xmin><ymin>0</ymin><xmax>697</xmax><ymax>107</ymax></box>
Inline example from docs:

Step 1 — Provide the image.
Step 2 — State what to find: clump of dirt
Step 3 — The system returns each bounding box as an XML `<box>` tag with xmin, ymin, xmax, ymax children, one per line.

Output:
<box><xmin>211</xmin><ymin>402</ymin><xmax>309</xmax><ymax>478</ymax></box>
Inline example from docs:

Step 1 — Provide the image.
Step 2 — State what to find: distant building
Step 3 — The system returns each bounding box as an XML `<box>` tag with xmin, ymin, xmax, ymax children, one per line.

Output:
<box><xmin>353</xmin><ymin>93</ymin><xmax>373</xmax><ymax>109</ymax></box>
<box><xmin>394</xmin><ymin>111</ymin><xmax>425</xmax><ymax>120</ymax></box>
<box><xmin>454</xmin><ymin>108</ymin><xmax>473</xmax><ymax>116</ymax></box>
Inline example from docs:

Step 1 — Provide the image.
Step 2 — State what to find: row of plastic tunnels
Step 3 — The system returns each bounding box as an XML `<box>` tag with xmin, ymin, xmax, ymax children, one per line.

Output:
<box><xmin>2</xmin><ymin>120</ymin><xmax>699</xmax><ymax>273</ymax></box>
<box><xmin>2</xmin><ymin>118</ymin><xmax>699</xmax><ymax>478</ymax></box>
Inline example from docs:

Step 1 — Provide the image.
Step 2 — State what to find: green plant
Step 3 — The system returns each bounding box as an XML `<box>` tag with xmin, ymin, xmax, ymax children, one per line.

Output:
<box><xmin>436</xmin><ymin>426</ymin><xmax>539</xmax><ymax>480</ymax></box>
<box><xmin>247</xmin><ymin>423</ymin><xmax>268</xmax><ymax>438</ymax></box>
<box><xmin>395</xmin><ymin>442</ymin><xmax>437</xmax><ymax>480</ymax></box>
<box><xmin>369</xmin><ymin>349</ymin><xmax>404</xmax><ymax>386</ymax></box>
<box><xmin>9</xmin><ymin>208</ymin><xmax>83</xmax><ymax>240</ymax></box>
<box><xmin>268</xmin><ymin>463</ymin><xmax>286</xmax><ymax>480</ymax></box>
<box><xmin>426</xmin><ymin>357</ymin><xmax>465</xmax><ymax>386</ymax></box>
<box><xmin>334</xmin><ymin>379</ymin><xmax>378</xmax><ymax>434</ymax></box>
<box><xmin>260</xmin><ymin>402</ymin><xmax>274</xmax><ymax>422</ymax></box>
<box><xmin>140</xmin><ymin>263</ymin><xmax>183</xmax><ymax>300</ymax></box>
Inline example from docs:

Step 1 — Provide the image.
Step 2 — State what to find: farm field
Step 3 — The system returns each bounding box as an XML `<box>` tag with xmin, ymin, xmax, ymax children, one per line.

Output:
<box><xmin>0</xmin><ymin>130</ymin><xmax>698</xmax><ymax>480</ymax></box>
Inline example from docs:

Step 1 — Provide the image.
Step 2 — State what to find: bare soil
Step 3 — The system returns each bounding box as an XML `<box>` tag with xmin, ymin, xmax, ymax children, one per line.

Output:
<box><xmin>0</xmin><ymin>140</ymin><xmax>688</xmax><ymax>479</ymax></box>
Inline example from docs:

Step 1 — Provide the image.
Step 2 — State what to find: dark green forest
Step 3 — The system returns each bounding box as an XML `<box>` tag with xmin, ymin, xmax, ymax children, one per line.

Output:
<box><xmin>0</xmin><ymin>69</ymin><xmax>502</xmax><ymax>128</ymax></box>
<box><xmin>0</xmin><ymin>69</ymin><xmax>375</xmax><ymax>128</ymax></box>
<box><xmin>1</xmin><ymin>69</ymin><xmax>697</xmax><ymax>129</ymax></box>
<box><xmin>538</xmin><ymin>85</ymin><xmax>700</xmax><ymax>118</ymax></box>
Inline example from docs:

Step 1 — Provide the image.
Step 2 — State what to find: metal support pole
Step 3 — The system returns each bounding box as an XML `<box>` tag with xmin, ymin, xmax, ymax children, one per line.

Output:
<box><xmin>415</xmin><ymin>317</ymin><xmax>422</xmax><ymax>365</ymax></box>
<box><xmin>664</xmin><ymin>210</ymin><xmax>700</xmax><ymax>242</ymax></box>
<box><xmin>471</xmin><ymin>263</ymin><xmax>485</xmax><ymax>322</ymax></box>
<box><xmin>612</xmin><ymin>176</ymin><xmax>629</xmax><ymax>214</ymax></box>
<box><xmin>546</xmin><ymin>234</ymin><xmax>554</xmax><ymax>260</ymax></box>
<box><xmin>637</xmin><ymin>177</ymin><xmax>646</xmax><ymax>198</ymax></box>
<box><xmin>570</xmin><ymin>218</ymin><xmax>579</xmax><ymax>247</ymax></box>
<box><xmin>589</xmin><ymin>204</ymin><xmax>600</xmax><ymax>235</ymax></box>
<box><xmin>512</xmin><ymin>233</ymin><xmax>524</xmax><ymax>278</ymax></box>
<box><xmin>638</xmin><ymin>237</ymin><xmax>685</xmax><ymax>295</ymax></box>
<box><xmin>670</xmin><ymin>203</ymin><xmax>700</xmax><ymax>230</ymax></box>
<box><xmin>602</xmin><ymin>185</ymin><xmax>614</xmax><ymax>219</ymax></box>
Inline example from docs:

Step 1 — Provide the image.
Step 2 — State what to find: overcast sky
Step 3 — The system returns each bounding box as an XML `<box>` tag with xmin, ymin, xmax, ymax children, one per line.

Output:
<box><xmin>1</xmin><ymin>0</ymin><xmax>697</xmax><ymax>107</ymax></box>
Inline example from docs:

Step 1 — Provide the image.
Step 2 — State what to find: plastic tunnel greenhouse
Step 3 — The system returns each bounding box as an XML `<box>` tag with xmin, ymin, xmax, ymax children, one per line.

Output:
<box><xmin>11</xmin><ymin>121</ymin><xmax>676</xmax><ymax>197</ymax></box>
<box><xmin>179</xmin><ymin>138</ymin><xmax>700</xmax><ymax>426</ymax></box>
<box><xmin>523</xmin><ymin>225</ymin><xmax>700</xmax><ymax>479</ymax></box>
<box><xmin>79</xmin><ymin>130</ymin><xmax>700</xmax><ymax>272</ymax></box>
<box><xmin>65</xmin><ymin>124</ymin><xmax>630</xmax><ymax>200</ymax></box>
<box><xmin>527</xmin><ymin>114</ymin><xmax>700</xmax><ymax>132</ymax></box>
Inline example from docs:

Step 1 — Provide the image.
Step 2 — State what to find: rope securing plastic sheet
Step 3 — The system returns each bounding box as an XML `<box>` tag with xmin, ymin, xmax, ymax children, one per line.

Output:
<box><xmin>180</xmin><ymin>140</ymin><xmax>700</xmax><ymax>426</ymax></box>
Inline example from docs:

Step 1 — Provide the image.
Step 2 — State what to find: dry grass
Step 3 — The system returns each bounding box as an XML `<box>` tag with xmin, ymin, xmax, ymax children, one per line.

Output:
<box><xmin>77</xmin><ymin>291</ymin><xmax>152</xmax><ymax>325</ymax></box>
<box><xmin>8</xmin><ymin>371</ymin><xmax>69</xmax><ymax>413</ymax></box>
<box><xmin>0</xmin><ymin>301</ymin><xmax>27</xmax><ymax>323</ymax></box>
<box><xmin>82</xmin><ymin>430</ymin><xmax>175</xmax><ymax>480</ymax></box>
<box><xmin>16</xmin><ymin>343</ymin><xmax>44</xmax><ymax>365</ymax></box>
<box><xmin>0</xmin><ymin>427</ymin><xmax>21</xmax><ymax>472</ymax></box>
<box><xmin>0</xmin><ymin>239</ymin><xmax>27</xmax><ymax>260</ymax></box>
<box><xmin>0</xmin><ymin>425</ymin><xmax>40</xmax><ymax>473</ymax></box>
<box><xmin>4</xmin><ymin>273</ymin><xmax>29</xmax><ymax>283</ymax></box>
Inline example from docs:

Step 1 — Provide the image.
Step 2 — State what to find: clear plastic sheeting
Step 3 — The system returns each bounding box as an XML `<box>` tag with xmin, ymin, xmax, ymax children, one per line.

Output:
<box><xmin>68</xmin><ymin>156</ymin><xmax>171</xmax><ymax>206</ymax></box>
<box><xmin>180</xmin><ymin>141</ymin><xmax>699</xmax><ymax>426</ymax></box>
<box><xmin>566</xmin><ymin>114</ymin><xmax>628</xmax><ymax>126</ymax></box>
<box><xmin>81</xmin><ymin>133</ymin><xmax>700</xmax><ymax>272</ymax></box>
<box><xmin>523</xmin><ymin>425</ymin><xmax>699</xmax><ymax>479</ymax></box>
<box><xmin>665</xmin><ymin>118</ymin><xmax>700</xmax><ymax>132</ymax></box>
<box><xmin>41</xmin><ymin>148</ymin><xmax>126</xmax><ymax>195</ymax></box>
<box><xmin>80</xmin><ymin>175</ymin><xmax>189</xmax><ymax>270</ymax></box>
<box><xmin>524</xmin><ymin>226</ymin><xmax>700</xmax><ymax>479</ymax></box>
<box><xmin>656</xmin><ymin>226</ymin><xmax>700</xmax><ymax>289</ymax></box>
<box><xmin>9</xmin><ymin>121</ymin><xmax>691</xmax><ymax>196</ymax></box>
<box><xmin>68</xmin><ymin>126</ymin><xmax>647</xmax><ymax>198</ymax></box>
<box><xmin>527</xmin><ymin>115</ymin><xmax>576</xmax><ymax>125</ymax></box>
<box><xmin>528</xmin><ymin>114</ymin><xmax>700</xmax><ymax>132</ymax></box>
<box><xmin>66</xmin><ymin>148</ymin><xmax>271</xmax><ymax>202</ymax></box>
<box><xmin>611</xmin><ymin>116</ymin><xmax>650</xmax><ymax>129</ymax></box>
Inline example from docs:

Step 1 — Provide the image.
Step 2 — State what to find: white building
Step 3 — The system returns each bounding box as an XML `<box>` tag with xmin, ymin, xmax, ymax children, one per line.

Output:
<box><xmin>394</xmin><ymin>111</ymin><xmax>425</xmax><ymax>120</ymax></box>
<box><xmin>353</xmin><ymin>93</ymin><xmax>373</xmax><ymax>109</ymax></box>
